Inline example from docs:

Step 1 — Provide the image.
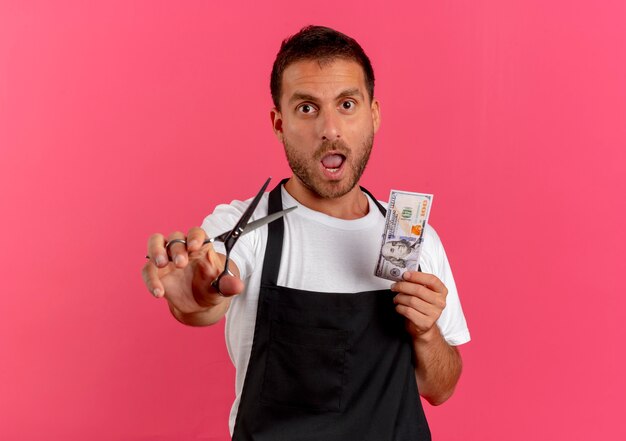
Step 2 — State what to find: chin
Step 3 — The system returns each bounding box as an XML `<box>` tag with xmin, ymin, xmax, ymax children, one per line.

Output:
<box><xmin>311</xmin><ymin>178</ymin><xmax>356</xmax><ymax>199</ymax></box>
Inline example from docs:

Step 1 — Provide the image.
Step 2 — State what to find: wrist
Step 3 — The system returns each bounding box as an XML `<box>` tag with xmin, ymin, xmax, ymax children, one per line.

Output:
<box><xmin>169</xmin><ymin>298</ymin><xmax>230</xmax><ymax>327</ymax></box>
<box><xmin>413</xmin><ymin>324</ymin><xmax>441</xmax><ymax>345</ymax></box>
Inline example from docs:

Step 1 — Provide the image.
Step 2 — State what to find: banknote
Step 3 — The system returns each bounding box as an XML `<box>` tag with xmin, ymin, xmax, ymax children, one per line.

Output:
<box><xmin>375</xmin><ymin>190</ymin><xmax>433</xmax><ymax>281</ymax></box>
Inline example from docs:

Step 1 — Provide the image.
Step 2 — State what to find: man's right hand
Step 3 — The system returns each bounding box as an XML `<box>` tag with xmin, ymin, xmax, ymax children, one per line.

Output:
<box><xmin>141</xmin><ymin>227</ymin><xmax>244</xmax><ymax>324</ymax></box>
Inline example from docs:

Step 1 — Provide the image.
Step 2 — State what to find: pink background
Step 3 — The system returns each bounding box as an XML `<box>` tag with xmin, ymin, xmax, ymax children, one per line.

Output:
<box><xmin>1</xmin><ymin>1</ymin><xmax>625</xmax><ymax>440</ymax></box>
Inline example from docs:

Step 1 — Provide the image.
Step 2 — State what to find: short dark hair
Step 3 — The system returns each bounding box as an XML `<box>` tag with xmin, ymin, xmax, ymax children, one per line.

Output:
<box><xmin>270</xmin><ymin>25</ymin><xmax>375</xmax><ymax>110</ymax></box>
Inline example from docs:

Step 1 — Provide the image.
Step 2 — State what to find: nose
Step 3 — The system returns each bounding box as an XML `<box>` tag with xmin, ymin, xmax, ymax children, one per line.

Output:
<box><xmin>318</xmin><ymin>109</ymin><xmax>341</xmax><ymax>140</ymax></box>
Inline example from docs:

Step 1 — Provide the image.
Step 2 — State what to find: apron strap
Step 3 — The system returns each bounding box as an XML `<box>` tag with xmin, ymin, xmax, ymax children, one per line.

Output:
<box><xmin>360</xmin><ymin>186</ymin><xmax>387</xmax><ymax>217</ymax></box>
<box><xmin>260</xmin><ymin>178</ymin><xmax>289</xmax><ymax>286</ymax></box>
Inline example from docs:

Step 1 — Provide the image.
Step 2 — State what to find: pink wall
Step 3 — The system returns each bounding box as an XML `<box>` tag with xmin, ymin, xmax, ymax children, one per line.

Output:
<box><xmin>1</xmin><ymin>1</ymin><xmax>625</xmax><ymax>440</ymax></box>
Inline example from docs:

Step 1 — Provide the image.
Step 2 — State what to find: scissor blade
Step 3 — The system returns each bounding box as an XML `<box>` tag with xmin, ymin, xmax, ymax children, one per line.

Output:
<box><xmin>240</xmin><ymin>206</ymin><xmax>297</xmax><ymax>235</ymax></box>
<box><xmin>212</xmin><ymin>206</ymin><xmax>297</xmax><ymax>243</ymax></box>
<box><xmin>221</xmin><ymin>177</ymin><xmax>271</xmax><ymax>248</ymax></box>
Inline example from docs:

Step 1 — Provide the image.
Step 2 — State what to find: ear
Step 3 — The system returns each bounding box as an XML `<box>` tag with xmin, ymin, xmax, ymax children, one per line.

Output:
<box><xmin>270</xmin><ymin>107</ymin><xmax>284</xmax><ymax>142</ymax></box>
<box><xmin>370</xmin><ymin>98</ymin><xmax>381</xmax><ymax>134</ymax></box>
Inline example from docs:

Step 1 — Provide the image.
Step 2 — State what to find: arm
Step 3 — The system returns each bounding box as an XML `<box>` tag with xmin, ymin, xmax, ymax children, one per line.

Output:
<box><xmin>142</xmin><ymin>227</ymin><xmax>244</xmax><ymax>327</ymax></box>
<box><xmin>411</xmin><ymin>323</ymin><xmax>462</xmax><ymax>405</ymax></box>
<box><xmin>391</xmin><ymin>271</ymin><xmax>463</xmax><ymax>405</ymax></box>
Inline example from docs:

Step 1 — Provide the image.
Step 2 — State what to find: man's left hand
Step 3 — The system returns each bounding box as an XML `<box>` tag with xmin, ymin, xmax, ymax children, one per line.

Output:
<box><xmin>391</xmin><ymin>271</ymin><xmax>448</xmax><ymax>340</ymax></box>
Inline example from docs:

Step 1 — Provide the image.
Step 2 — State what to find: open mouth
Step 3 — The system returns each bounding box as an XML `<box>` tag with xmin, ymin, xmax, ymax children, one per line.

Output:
<box><xmin>321</xmin><ymin>153</ymin><xmax>346</xmax><ymax>173</ymax></box>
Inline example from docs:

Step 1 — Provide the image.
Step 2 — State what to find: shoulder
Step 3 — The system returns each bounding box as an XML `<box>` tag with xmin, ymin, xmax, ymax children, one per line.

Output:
<box><xmin>423</xmin><ymin>223</ymin><xmax>444</xmax><ymax>250</ymax></box>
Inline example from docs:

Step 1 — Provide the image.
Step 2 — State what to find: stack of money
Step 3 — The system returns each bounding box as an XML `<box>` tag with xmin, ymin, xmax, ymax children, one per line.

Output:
<box><xmin>375</xmin><ymin>190</ymin><xmax>433</xmax><ymax>281</ymax></box>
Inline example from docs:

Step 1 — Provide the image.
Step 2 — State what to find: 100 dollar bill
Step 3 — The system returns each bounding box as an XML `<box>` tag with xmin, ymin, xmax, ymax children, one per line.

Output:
<box><xmin>375</xmin><ymin>190</ymin><xmax>433</xmax><ymax>281</ymax></box>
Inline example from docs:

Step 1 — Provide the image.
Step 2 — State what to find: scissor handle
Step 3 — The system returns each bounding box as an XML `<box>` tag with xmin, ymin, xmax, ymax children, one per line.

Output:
<box><xmin>211</xmin><ymin>267</ymin><xmax>235</xmax><ymax>296</ymax></box>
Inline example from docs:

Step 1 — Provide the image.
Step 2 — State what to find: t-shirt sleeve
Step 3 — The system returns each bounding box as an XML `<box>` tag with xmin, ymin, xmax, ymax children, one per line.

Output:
<box><xmin>200</xmin><ymin>200</ymin><xmax>258</xmax><ymax>282</ymax></box>
<box><xmin>420</xmin><ymin>225</ymin><xmax>471</xmax><ymax>346</ymax></box>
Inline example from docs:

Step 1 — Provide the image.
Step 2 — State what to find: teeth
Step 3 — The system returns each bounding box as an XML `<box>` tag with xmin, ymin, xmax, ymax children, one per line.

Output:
<box><xmin>326</xmin><ymin>168</ymin><xmax>339</xmax><ymax>172</ymax></box>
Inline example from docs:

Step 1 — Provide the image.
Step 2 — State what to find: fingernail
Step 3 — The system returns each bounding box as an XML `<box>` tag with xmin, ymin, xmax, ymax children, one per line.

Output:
<box><xmin>174</xmin><ymin>255</ymin><xmax>184</xmax><ymax>266</ymax></box>
<box><xmin>403</xmin><ymin>271</ymin><xmax>412</xmax><ymax>280</ymax></box>
<box><xmin>390</xmin><ymin>283</ymin><xmax>397</xmax><ymax>291</ymax></box>
<box><xmin>156</xmin><ymin>255</ymin><xmax>167</xmax><ymax>266</ymax></box>
<box><xmin>188</xmin><ymin>239</ymin><xmax>200</xmax><ymax>249</ymax></box>
<box><xmin>153</xmin><ymin>288</ymin><xmax>163</xmax><ymax>298</ymax></box>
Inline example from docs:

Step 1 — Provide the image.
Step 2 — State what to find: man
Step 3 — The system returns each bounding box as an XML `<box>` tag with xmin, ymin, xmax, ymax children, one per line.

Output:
<box><xmin>142</xmin><ymin>25</ymin><xmax>470</xmax><ymax>440</ymax></box>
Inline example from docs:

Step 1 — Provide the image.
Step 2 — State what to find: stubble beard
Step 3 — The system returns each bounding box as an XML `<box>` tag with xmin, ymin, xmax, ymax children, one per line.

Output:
<box><xmin>283</xmin><ymin>134</ymin><xmax>374</xmax><ymax>199</ymax></box>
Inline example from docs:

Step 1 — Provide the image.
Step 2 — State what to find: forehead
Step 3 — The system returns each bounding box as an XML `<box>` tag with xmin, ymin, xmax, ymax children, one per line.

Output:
<box><xmin>280</xmin><ymin>58</ymin><xmax>367</xmax><ymax>102</ymax></box>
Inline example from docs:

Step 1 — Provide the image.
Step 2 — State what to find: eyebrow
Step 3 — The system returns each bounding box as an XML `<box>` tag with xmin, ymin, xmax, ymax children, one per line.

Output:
<box><xmin>336</xmin><ymin>88</ymin><xmax>363</xmax><ymax>100</ymax></box>
<box><xmin>288</xmin><ymin>88</ymin><xmax>364</xmax><ymax>104</ymax></box>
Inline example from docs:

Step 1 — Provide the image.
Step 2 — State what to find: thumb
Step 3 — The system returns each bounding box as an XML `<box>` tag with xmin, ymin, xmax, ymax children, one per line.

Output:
<box><xmin>191</xmin><ymin>258</ymin><xmax>244</xmax><ymax>306</ymax></box>
<box><xmin>214</xmin><ymin>274</ymin><xmax>245</xmax><ymax>297</ymax></box>
<box><xmin>205</xmin><ymin>244</ymin><xmax>244</xmax><ymax>297</ymax></box>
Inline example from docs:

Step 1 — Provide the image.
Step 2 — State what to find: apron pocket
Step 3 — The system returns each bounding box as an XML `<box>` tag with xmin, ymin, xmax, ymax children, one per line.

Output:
<box><xmin>261</xmin><ymin>321</ymin><xmax>348</xmax><ymax>412</ymax></box>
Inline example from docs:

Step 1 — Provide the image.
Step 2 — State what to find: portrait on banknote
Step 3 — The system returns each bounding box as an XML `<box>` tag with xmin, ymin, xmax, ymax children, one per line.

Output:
<box><xmin>380</xmin><ymin>238</ymin><xmax>423</xmax><ymax>269</ymax></box>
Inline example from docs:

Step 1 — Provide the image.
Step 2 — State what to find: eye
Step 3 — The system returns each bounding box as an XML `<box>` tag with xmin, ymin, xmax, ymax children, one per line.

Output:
<box><xmin>297</xmin><ymin>103</ymin><xmax>316</xmax><ymax>114</ymax></box>
<box><xmin>341</xmin><ymin>100</ymin><xmax>356</xmax><ymax>111</ymax></box>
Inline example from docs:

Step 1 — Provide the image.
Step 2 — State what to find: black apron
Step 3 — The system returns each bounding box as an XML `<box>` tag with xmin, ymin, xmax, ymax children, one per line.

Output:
<box><xmin>232</xmin><ymin>180</ymin><xmax>431</xmax><ymax>441</ymax></box>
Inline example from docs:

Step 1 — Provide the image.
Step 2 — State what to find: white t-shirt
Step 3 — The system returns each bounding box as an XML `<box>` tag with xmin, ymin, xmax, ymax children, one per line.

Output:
<box><xmin>201</xmin><ymin>185</ymin><xmax>471</xmax><ymax>434</ymax></box>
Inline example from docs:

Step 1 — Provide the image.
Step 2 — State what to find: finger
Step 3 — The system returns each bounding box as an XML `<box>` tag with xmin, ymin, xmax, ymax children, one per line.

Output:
<box><xmin>391</xmin><ymin>280</ymin><xmax>446</xmax><ymax>311</ymax></box>
<box><xmin>147</xmin><ymin>233</ymin><xmax>168</xmax><ymax>268</ymax></box>
<box><xmin>142</xmin><ymin>261</ymin><xmax>164</xmax><ymax>298</ymax></box>
<box><xmin>391</xmin><ymin>279</ymin><xmax>438</xmax><ymax>301</ymax></box>
<box><xmin>393</xmin><ymin>293</ymin><xmax>440</xmax><ymax>317</ymax></box>
<box><xmin>401</xmin><ymin>271</ymin><xmax>448</xmax><ymax>296</ymax></box>
<box><xmin>166</xmin><ymin>231</ymin><xmax>188</xmax><ymax>268</ymax></box>
<box><xmin>191</xmin><ymin>257</ymin><xmax>220</xmax><ymax>306</ymax></box>
<box><xmin>214</xmin><ymin>274</ymin><xmax>245</xmax><ymax>297</ymax></box>
<box><xmin>186</xmin><ymin>227</ymin><xmax>208</xmax><ymax>252</ymax></box>
<box><xmin>206</xmin><ymin>244</ymin><xmax>241</xmax><ymax>279</ymax></box>
<box><xmin>394</xmin><ymin>303</ymin><xmax>432</xmax><ymax>333</ymax></box>
<box><xmin>205</xmin><ymin>246</ymin><xmax>243</xmax><ymax>296</ymax></box>
<box><xmin>191</xmin><ymin>258</ymin><xmax>243</xmax><ymax>307</ymax></box>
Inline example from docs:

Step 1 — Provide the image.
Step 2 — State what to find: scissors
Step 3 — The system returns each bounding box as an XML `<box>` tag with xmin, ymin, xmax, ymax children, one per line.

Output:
<box><xmin>162</xmin><ymin>177</ymin><xmax>296</xmax><ymax>294</ymax></box>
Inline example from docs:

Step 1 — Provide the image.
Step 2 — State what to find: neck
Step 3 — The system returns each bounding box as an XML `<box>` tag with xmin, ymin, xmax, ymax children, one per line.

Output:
<box><xmin>284</xmin><ymin>177</ymin><xmax>370</xmax><ymax>220</ymax></box>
